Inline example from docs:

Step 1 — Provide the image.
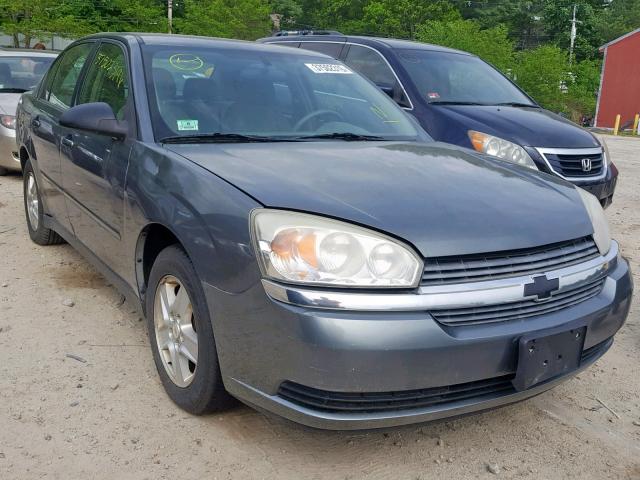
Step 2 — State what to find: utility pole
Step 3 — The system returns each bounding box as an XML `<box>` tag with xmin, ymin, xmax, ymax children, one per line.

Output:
<box><xmin>569</xmin><ymin>4</ymin><xmax>581</xmax><ymax>66</ymax></box>
<box><xmin>168</xmin><ymin>0</ymin><xmax>173</xmax><ymax>34</ymax></box>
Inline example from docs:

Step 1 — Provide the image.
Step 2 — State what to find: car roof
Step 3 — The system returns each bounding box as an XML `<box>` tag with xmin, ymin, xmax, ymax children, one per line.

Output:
<box><xmin>260</xmin><ymin>34</ymin><xmax>472</xmax><ymax>56</ymax></box>
<box><xmin>78</xmin><ymin>32</ymin><xmax>334</xmax><ymax>58</ymax></box>
<box><xmin>0</xmin><ymin>48</ymin><xmax>58</xmax><ymax>57</ymax></box>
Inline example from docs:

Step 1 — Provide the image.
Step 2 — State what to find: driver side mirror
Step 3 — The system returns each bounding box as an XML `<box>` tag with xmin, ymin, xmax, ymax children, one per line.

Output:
<box><xmin>60</xmin><ymin>102</ymin><xmax>128</xmax><ymax>139</ymax></box>
<box><xmin>377</xmin><ymin>84</ymin><xmax>394</xmax><ymax>99</ymax></box>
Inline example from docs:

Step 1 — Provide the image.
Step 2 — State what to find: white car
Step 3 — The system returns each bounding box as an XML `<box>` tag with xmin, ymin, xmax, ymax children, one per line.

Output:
<box><xmin>0</xmin><ymin>48</ymin><xmax>57</xmax><ymax>174</ymax></box>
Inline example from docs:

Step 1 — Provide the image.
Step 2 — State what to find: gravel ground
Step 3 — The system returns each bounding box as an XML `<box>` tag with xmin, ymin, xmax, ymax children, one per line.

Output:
<box><xmin>0</xmin><ymin>135</ymin><xmax>638</xmax><ymax>480</ymax></box>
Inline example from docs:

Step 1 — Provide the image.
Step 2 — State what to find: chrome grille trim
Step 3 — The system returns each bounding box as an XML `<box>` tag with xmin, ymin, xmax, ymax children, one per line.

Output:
<box><xmin>431</xmin><ymin>277</ymin><xmax>605</xmax><ymax>326</ymax></box>
<box><xmin>535</xmin><ymin>147</ymin><xmax>607</xmax><ymax>181</ymax></box>
<box><xmin>261</xmin><ymin>241</ymin><xmax>618</xmax><ymax>312</ymax></box>
<box><xmin>421</xmin><ymin>237</ymin><xmax>599</xmax><ymax>286</ymax></box>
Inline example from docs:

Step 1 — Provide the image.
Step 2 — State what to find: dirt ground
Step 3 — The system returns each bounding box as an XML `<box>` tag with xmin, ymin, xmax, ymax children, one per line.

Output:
<box><xmin>0</xmin><ymin>135</ymin><xmax>638</xmax><ymax>480</ymax></box>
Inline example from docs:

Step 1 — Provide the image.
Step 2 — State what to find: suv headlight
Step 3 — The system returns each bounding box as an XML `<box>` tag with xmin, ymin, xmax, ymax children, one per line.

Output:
<box><xmin>468</xmin><ymin>131</ymin><xmax>537</xmax><ymax>169</ymax></box>
<box><xmin>576</xmin><ymin>187</ymin><xmax>611</xmax><ymax>255</ymax></box>
<box><xmin>252</xmin><ymin>210</ymin><xmax>423</xmax><ymax>288</ymax></box>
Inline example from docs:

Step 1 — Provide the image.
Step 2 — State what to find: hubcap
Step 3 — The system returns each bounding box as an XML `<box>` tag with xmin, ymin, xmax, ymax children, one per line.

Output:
<box><xmin>26</xmin><ymin>173</ymin><xmax>39</xmax><ymax>230</ymax></box>
<box><xmin>153</xmin><ymin>275</ymin><xmax>198</xmax><ymax>387</ymax></box>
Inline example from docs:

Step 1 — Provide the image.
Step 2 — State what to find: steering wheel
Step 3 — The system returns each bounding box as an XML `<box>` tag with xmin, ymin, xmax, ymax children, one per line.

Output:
<box><xmin>294</xmin><ymin>109</ymin><xmax>344</xmax><ymax>131</ymax></box>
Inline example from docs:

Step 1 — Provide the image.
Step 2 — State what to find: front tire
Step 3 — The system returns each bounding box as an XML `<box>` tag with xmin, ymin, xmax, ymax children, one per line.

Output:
<box><xmin>0</xmin><ymin>166</ymin><xmax>9</xmax><ymax>176</ymax></box>
<box><xmin>146</xmin><ymin>245</ymin><xmax>234</xmax><ymax>414</ymax></box>
<box><xmin>23</xmin><ymin>160</ymin><xmax>64</xmax><ymax>245</ymax></box>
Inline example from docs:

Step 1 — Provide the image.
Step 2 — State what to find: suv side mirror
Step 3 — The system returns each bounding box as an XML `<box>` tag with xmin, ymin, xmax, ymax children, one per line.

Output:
<box><xmin>60</xmin><ymin>102</ymin><xmax>128</xmax><ymax>139</ymax></box>
<box><xmin>377</xmin><ymin>84</ymin><xmax>394</xmax><ymax>99</ymax></box>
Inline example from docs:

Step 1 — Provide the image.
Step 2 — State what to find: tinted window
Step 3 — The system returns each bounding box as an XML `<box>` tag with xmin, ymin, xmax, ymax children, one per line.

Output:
<box><xmin>397</xmin><ymin>49</ymin><xmax>535</xmax><ymax>106</ymax></box>
<box><xmin>77</xmin><ymin>43</ymin><xmax>129</xmax><ymax>120</ymax></box>
<box><xmin>0</xmin><ymin>55</ymin><xmax>55</xmax><ymax>92</ymax></box>
<box><xmin>142</xmin><ymin>46</ymin><xmax>419</xmax><ymax>141</ymax></box>
<box><xmin>343</xmin><ymin>45</ymin><xmax>410</xmax><ymax>108</ymax></box>
<box><xmin>48</xmin><ymin>43</ymin><xmax>93</xmax><ymax>109</ymax></box>
<box><xmin>299</xmin><ymin>42</ymin><xmax>343</xmax><ymax>58</ymax></box>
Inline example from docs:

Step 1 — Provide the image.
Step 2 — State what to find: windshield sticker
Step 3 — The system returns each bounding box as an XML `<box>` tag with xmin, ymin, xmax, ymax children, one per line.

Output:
<box><xmin>177</xmin><ymin>119</ymin><xmax>199</xmax><ymax>131</ymax></box>
<box><xmin>427</xmin><ymin>92</ymin><xmax>440</xmax><ymax>99</ymax></box>
<box><xmin>305</xmin><ymin>63</ymin><xmax>353</xmax><ymax>74</ymax></box>
<box><xmin>169</xmin><ymin>54</ymin><xmax>204</xmax><ymax>71</ymax></box>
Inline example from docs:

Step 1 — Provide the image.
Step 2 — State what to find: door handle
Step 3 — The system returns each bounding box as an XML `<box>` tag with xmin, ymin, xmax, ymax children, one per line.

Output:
<box><xmin>61</xmin><ymin>136</ymin><xmax>74</xmax><ymax>148</ymax></box>
<box><xmin>31</xmin><ymin>118</ymin><xmax>41</xmax><ymax>128</ymax></box>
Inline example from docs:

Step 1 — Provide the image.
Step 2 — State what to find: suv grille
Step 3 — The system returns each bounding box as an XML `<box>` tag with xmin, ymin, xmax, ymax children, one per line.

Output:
<box><xmin>421</xmin><ymin>236</ymin><xmax>599</xmax><ymax>286</ymax></box>
<box><xmin>545</xmin><ymin>151</ymin><xmax>604</xmax><ymax>178</ymax></box>
<box><xmin>431</xmin><ymin>277</ymin><xmax>605</xmax><ymax>326</ymax></box>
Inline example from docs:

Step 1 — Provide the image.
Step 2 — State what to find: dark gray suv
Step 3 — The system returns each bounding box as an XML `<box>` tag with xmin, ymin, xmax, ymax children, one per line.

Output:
<box><xmin>16</xmin><ymin>34</ymin><xmax>632</xmax><ymax>430</ymax></box>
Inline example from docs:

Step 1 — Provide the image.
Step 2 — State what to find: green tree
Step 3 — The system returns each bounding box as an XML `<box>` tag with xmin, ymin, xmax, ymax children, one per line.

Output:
<box><xmin>360</xmin><ymin>0</ymin><xmax>460</xmax><ymax>38</ymax></box>
<box><xmin>416</xmin><ymin>19</ymin><xmax>514</xmax><ymax>71</ymax></box>
<box><xmin>595</xmin><ymin>0</ymin><xmax>640</xmax><ymax>43</ymax></box>
<box><xmin>513</xmin><ymin>44</ymin><xmax>568</xmax><ymax>112</ymax></box>
<box><xmin>174</xmin><ymin>0</ymin><xmax>272</xmax><ymax>40</ymax></box>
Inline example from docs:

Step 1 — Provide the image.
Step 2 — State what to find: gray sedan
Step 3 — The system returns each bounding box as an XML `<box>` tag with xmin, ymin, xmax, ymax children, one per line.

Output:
<box><xmin>15</xmin><ymin>34</ymin><xmax>632</xmax><ymax>430</ymax></box>
<box><xmin>0</xmin><ymin>48</ymin><xmax>56</xmax><ymax>174</ymax></box>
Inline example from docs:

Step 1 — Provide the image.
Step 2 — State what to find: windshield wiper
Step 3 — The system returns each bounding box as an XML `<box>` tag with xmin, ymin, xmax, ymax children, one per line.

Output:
<box><xmin>493</xmin><ymin>102</ymin><xmax>539</xmax><ymax>108</ymax></box>
<box><xmin>160</xmin><ymin>133</ymin><xmax>293</xmax><ymax>144</ymax></box>
<box><xmin>293</xmin><ymin>132</ymin><xmax>385</xmax><ymax>141</ymax></box>
<box><xmin>0</xmin><ymin>87</ymin><xmax>28</xmax><ymax>93</ymax></box>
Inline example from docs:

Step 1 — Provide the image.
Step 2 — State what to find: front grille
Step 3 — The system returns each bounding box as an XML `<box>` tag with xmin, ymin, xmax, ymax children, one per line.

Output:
<box><xmin>431</xmin><ymin>277</ymin><xmax>605</xmax><ymax>326</ymax></box>
<box><xmin>421</xmin><ymin>236</ymin><xmax>599</xmax><ymax>286</ymax></box>
<box><xmin>277</xmin><ymin>338</ymin><xmax>613</xmax><ymax>414</ymax></box>
<box><xmin>545</xmin><ymin>151</ymin><xmax>604</xmax><ymax>177</ymax></box>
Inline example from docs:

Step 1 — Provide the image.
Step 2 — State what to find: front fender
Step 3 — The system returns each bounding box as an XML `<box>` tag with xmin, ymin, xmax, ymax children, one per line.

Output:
<box><xmin>123</xmin><ymin>143</ymin><xmax>262</xmax><ymax>296</ymax></box>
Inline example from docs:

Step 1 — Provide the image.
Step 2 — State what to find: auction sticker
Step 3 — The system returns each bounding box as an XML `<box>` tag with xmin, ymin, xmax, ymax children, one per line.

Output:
<box><xmin>305</xmin><ymin>63</ymin><xmax>353</xmax><ymax>74</ymax></box>
<box><xmin>177</xmin><ymin>119</ymin><xmax>199</xmax><ymax>131</ymax></box>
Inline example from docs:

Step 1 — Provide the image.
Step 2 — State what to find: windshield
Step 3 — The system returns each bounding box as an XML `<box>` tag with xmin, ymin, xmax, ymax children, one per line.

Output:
<box><xmin>397</xmin><ymin>49</ymin><xmax>536</xmax><ymax>106</ymax></box>
<box><xmin>142</xmin><ymin>45</ymin><xmax>420</xmax><ymax>142</ymax></box>
<box><xmin>0</xmin><ymin>55</ymin><xmax>55</xmax><ymax>92</ymax></box>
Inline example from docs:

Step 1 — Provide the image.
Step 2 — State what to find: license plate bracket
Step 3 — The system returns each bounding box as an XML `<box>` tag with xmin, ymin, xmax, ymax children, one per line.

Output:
<box><xmin>513</xmin><ymin>326</ymin><xmax>586</xmax><ymax>391</ymax></box>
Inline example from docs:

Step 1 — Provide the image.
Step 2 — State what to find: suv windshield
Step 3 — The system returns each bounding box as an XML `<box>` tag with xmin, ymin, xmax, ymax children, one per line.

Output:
<box><xmin>142</xmin><ymin>45</ymin><xmax>420</xmax><ymax>142</ymax></box>
<box><xmin>397</xmin><ymin>49</ymin><xmax>536</xmax><ymax>107</ymax></box>
<box><xmin>0</xmin><ymin>55</ymin><xmax>55</xmax><ymax>92</ymax></box>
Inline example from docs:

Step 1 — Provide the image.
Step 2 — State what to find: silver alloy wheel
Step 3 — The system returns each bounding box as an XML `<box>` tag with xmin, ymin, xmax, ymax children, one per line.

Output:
<box><xmin>153</xmin><ymin>275</ymin><xmax>198</xmax><ymax>387</ymax></box>
<box><xmin>26</xmin><ymin>173</ymin><xmax>39</xmax><ymax>230</ymax></box>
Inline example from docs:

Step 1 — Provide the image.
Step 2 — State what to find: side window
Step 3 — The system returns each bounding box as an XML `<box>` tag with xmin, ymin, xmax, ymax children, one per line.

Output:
<box><xmin>343</xmin><ymin>45</ymin><xmax>410</xmax><ymax>108</ymax></box>
<box><xmin>299</xmin><ymin>42</ymin><xmax>343</xmax><ymax>59</ymax></box>
<box><xmin>77</xmin><ymin>43</ymin><xmax>130</xmax><ymax>120</ymax></box>
<box><xmin>38</xmin><ymin>61</ymin><xmax>59</xmax><ymax>100</ymax></box>
<box><xmin>47</xmin><ymin>43</ymin><xmax>93</xmax><ymax>109</ymax></box>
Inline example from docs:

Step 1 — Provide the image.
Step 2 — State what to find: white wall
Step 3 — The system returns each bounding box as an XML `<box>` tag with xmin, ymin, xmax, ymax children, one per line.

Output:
<box><xmin>0</xmin><ymin>32</ymin><xmax>75</xmax><ymax>50</ymax></box>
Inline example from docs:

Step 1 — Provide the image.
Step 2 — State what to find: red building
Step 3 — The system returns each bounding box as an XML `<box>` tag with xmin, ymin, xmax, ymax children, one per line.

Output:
<box><xmin>594</xmin><ymin>28</ymin><xmax>640</xmax><ymax>131</ymax></box>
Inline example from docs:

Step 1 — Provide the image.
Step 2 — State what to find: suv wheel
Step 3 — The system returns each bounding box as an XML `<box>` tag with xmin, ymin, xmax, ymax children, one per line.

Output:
<box><xmin>146</xmin><ymin>245</ymin><xmax>234</xmax><ymax>414</ymax></box>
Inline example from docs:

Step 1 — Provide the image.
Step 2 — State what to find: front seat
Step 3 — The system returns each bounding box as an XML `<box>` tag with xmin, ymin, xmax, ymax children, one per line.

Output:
<box><xmin>222</xmin><ymin>69</ymin><xmax>292</xmax><ymax>134</ymax></box>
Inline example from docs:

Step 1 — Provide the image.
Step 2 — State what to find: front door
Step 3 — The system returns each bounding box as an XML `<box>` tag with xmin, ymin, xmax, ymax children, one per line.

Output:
<box><xmin>30</xmin><ymin>42</ymin><xmax>94</xmax><ymax>233</ymax></box>
<box><xmin>59</xmin><ymin>41</ymin><xmax>134</xmax><ymax>274</ymax></box>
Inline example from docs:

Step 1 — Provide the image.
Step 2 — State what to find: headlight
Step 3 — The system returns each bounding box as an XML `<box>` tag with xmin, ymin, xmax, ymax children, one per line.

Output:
<box><xmin>252</xmin><ymin>210</ymin><xmax>423</xmax><ymax>288</ymax></box>
<box><xmin>468</xmin><ymin>131</ymin><xmax>537</xmax><ymax>169</ymax></box>
<box><xmin>576</xmin><ymin>188</ymin><xmax>611</xmax><ymax>255</ymax></box>
<box><xmin>0</xmin><ymin>115</ymin><xmax>16</xmax><ymax>130</ymax></box>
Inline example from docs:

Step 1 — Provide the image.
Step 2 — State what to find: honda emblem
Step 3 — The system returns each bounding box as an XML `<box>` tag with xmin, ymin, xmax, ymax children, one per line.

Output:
<box><xmin>581</xmin><ymin>158</ymin><xmax>592</xmax><ymax>172</ymax></box>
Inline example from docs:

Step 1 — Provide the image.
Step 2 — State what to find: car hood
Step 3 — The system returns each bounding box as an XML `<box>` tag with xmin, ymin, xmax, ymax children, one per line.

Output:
<box><xmin>0</xmin><ymin>93</ymin><xmax>20</xmax><ymax>115</ymax></box>
<box><xmin>432</xmin><ymin>105</ymin><xmax>600</xmax><ymax>149</ymax></box>
<box><xmin>166</xmin><ymin>141</ymin><xmax>593</xmax><ymax>257</ymax></box>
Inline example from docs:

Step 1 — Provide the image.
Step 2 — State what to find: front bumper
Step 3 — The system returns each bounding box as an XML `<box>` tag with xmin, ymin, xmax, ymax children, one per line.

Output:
<box><xmin>573</xmin><ymin>162</ymin><xmax>618</xmax><ymax>208</ymax></box>
<box><xmin>205</xmin><ymin>250</ymin><xmax>632</xmax><ymax>430</ymax></box>
<box><xmin>0</xmin><ymin>126</ymin><xmax>19</xmax><ymax>172</ymax></box>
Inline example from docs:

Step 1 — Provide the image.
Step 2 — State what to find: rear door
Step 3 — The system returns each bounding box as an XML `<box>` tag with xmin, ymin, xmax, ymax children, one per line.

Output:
<box><xmin>29</xmin><ymin>42</ymin><xmax>95</xmax><ymax>233</ymax></box>
<box><xmin>59</xmin><ymin>40</ymin><xmax>135</xmax><ymax>272</ymax></box>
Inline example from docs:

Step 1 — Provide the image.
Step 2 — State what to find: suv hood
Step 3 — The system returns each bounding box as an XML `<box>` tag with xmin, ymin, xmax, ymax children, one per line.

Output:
<box><xmin>167</xmin><ymin>142</ymin><xmax>593</xmax><ymax>257</ymax></box>
<box><xmin>433</xmin><ymin>105</ymin><xmax>600</xmax><ymax>149</ymax></box>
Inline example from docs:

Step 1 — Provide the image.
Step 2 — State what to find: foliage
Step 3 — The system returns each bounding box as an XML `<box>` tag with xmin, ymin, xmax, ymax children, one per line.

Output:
<box><xmin>416</xmin><ymin>19</ymin><xmax>514</xmax><ymax>71</ymax></box>
<box><xmin>173</xmin><ymin>0</ymin><xmax>272</xmax><ymax>40</ymax></box>
<box><xmin>513</xmin><ymin>45</ymin><xmax>569</xmax><ymax>112</ymax></box>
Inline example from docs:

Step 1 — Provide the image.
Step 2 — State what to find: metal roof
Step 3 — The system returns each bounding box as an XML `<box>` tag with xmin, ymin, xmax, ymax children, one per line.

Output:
<box><xmin>599</xmin><ymin>28</ymin><xmax>640</xmax><ymax>51</ymax></box>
